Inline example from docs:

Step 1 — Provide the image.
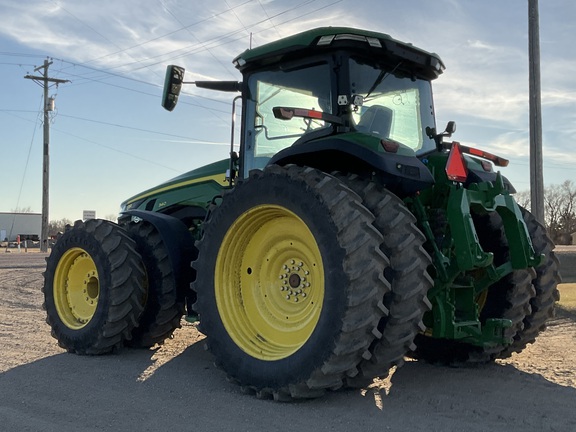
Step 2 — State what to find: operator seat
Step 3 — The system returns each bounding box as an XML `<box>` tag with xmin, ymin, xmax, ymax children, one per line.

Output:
<box><xmin>356</xmin><ymin>105</ymin><xmax>393</xmax><ymax>138</ymax></box>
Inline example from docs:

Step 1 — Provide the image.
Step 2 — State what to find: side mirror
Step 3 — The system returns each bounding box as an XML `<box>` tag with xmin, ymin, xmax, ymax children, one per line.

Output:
<box><xmin>443</xmin><ymin>121</ymin><xmax>456</xmax><ymax>138</ymax></box>
<box><xmin>162</xmin><ymin>65</ymin><xmax>185</xmax><ymax>111</ymax></box>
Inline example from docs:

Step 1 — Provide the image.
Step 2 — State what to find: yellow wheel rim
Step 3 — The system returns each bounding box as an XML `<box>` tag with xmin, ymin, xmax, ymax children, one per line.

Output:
<box><xmin>53</xmin><ymin>247</ymin><xmax>100</xmax><ymax>329</ymax></box>
<box><xmin>215</xmin><ymin>205</ymin><xmax>324</xmax><ymax>361</ymax></box>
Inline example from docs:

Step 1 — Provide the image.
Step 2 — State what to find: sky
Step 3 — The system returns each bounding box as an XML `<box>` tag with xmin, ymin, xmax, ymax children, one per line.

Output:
<box><xmin>0</xmin><ymin>0</ymin><xmax>575</xmax><ymax>221</ymax></box>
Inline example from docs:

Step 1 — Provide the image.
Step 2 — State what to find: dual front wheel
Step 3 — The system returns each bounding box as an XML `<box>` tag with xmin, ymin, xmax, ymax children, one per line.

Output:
<box><xmin>43</xmin><ymin>219</ymin><xmax>186</xmax><ymax>354</ymax></box>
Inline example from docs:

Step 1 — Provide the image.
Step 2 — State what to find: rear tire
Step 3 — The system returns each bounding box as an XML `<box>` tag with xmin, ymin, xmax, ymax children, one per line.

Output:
<box><xmin>336</xmin><ymin>174</ymin><xmax>432</xmax><ymax>386</ymax></box>
<box><xmin>43</xmin><ymin>219</ymin><xmax>146</xmax><ymax>355</ymax></box>
<box><xmin>499</xmin><ymin>207</ymin><xmax>561</xmax><ymax>356</ymax></box>
<box><xmin>193</xmin><ymin>165</ymin><xmax>389</xmax><ymax>400</ymax></box>
<box><xmin>413</xmin><ymin>212</ymin><xmax>535</xmax><ymax>364</ymax></box>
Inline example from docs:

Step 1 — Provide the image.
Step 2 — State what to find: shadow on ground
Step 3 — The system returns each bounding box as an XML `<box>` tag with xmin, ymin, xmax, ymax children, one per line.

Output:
<box><xmin>0</xmin><ymin>338</ymin><xmax>574</xmax><ymax>432</ymax></box>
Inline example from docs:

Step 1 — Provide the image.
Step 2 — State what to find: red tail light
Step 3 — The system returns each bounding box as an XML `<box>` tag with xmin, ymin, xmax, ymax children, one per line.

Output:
<box><xmin>442</xmin><ymin>142</ymin><xmax>509</xmax><ymax>167</ymax></box>
<box><xmin>466</xmin><ymin>146</ymin><xmax>509</xmax><ymax>167</ymax></box>
<box><xmin>446</xmin><ymin>142</ymin><xmax>468</xmax><ymax>182</ymax></box>
<box><xmin>380</xmin><ymin>138</ymin><xmax>400</xmax><ymax>153</ymax></box>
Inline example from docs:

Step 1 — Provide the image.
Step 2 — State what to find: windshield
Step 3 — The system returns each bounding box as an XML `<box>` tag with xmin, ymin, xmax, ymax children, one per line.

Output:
<box><xmin>247</xmin><ymin>63</ymin><xmax>332</xmax><ymax>159</ymax></box>
<box><xmin>350</xmin><ymin>58</ymin><xmax>436</xmax><ymax>154</ymax></box>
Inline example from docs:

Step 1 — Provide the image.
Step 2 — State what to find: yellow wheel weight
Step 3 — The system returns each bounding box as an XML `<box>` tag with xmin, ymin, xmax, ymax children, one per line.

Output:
<box><xmin>215</xmin><ymin>205</ymin><xmax>324</xmax><ymax>361</ymax></box>
<box><xmin>53</xmin><ymin>247</ymin><xmax>100</xmax><ymax>329</ymax></box>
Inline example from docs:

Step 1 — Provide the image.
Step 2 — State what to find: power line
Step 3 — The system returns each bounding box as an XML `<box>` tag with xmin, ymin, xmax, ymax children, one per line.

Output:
<box><xmin>0</xmin><ymin>62</ymin><xmax>37</xmax><ymax>67</ymax></box>
<box><xmin>0</xmin><ymin>52</ymin><xmax>45</xmax><ymax>59</ymax></box>
<box><xmin>0</xmin><ymin>110</ymin><xmax>226</xmax><ymax>172</ymax></box>
<box><xmin>159</xmin><ymin>0</ymin><xmax>238</xmax><ymax>79</ymax></box>
<box><xmin>21</xmin><ymin>1</ymin><xmax>340</xmax><ymax>120</ymax></box>
<box><xmin>93</xmin><ymin>0</ymin><xmax>321</xmax><ymax>73</ymax></box>
<box><xmin>49</xmin><ymin>127</ymin><xmax>183</xmax><ymax>173</ymax></box>
<box><xmin>8</xmin><ymin>95</ymin><xmax>44</xmax><ymax>244</ymax></box>
<box><xmin>257</xmin><ymin>0</ymin><xmax>283</xmax><ymax>39</ymax></box>
<box><xmin>46</xmin><ymin>0</ymin><xmax>171</xmax><ymax>88</ymax></box>
<box><xmin>57</xmin><ymin>113</ymin><xmax>227</xmax><ymax>143</ymax></box>
<box><xmin>67</xmin><ymin>0</ymin><xmax>255</xmax><ymax>69</ymax></box>
<box><xmin>53</xmin><ymin>59</ymin><xmax>232</xmax><ymax>108</ymax></box>
<box><xmin>49</xmin><ymin>0</ymin><xmax>122</xmax><ymax>51</ymax></box>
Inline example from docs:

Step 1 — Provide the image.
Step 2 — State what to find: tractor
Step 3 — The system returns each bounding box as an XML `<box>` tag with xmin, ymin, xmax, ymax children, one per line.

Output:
<box><xmin>43</xmin><ymin>27</ymin><xmax>560</xmax><ymax>401</ymax></box>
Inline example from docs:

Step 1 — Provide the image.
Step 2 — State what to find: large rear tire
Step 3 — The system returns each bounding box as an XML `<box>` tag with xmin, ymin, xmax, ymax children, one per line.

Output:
<box><xmin>43</xmin><ymin>219</ymin><xmax>146</xmax><ymax>354</ymax></box>
<box><xmin>413</xmin><ymin>212</ymin><xmax>535</xmax><ymax>364</ymax></box>
<box><xmin>126</xmin><ymin>221</ymin><xmax>186</xmax><ymax>348</ymax></box>
<box><xmin>499</xmin><ymin>207</ymin><xmax>561</xmax><ymax>356</ymax></box>
<box><xmin>336</xmin><ymin>174</ymin><xmax>432</xmax><ymax>386</ymax></box>
<box><xmin>193</xmin><ymin>165</ymin><xmax>389</xmax><ymax>400</ymax></box>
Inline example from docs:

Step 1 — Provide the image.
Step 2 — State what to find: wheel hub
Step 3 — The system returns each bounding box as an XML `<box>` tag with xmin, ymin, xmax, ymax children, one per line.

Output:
<box><xmin>279</xmin><ymin>260</ymin><xmax>311</xmax><ymax>302</ymax></box>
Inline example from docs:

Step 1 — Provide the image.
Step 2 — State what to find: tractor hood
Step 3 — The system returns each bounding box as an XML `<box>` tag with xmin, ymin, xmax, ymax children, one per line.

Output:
<box><xmin>120</xmin><ymin>159</ymin><xmax>229</xmax><ymax>213</ymax></box>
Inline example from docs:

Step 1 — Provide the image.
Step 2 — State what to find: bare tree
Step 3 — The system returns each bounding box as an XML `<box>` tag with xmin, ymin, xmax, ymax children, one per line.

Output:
<box><xmin>48</xmin><ymin>218</ymin><xmax>73</xmax><ymax>237</ymax></box>
<box><xmin>551</xmin><ymin>180</ymin><xmax>576</xmax><ymax>244</ymax></box>
<box><xmin>514</xmin><ymin>190</ymin><xmax>531</xmax><ymax>210</ymax></box>
<box><xmin>11</xmin><ymin>206</ymin><xmax>34</xmax><ymax>213</ymax></box>
<box><xmin>518</xmin><ymin>180</ymin><xmax>576</xmax><ymax>244</ymax></box>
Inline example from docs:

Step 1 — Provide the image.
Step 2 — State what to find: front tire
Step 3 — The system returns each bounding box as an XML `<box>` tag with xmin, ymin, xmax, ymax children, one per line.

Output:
<box><xmin>43</xmin><ymin>219</ymin><xmax>146</xmax><ymax>354</ymax></box>
<box><xmin>193</xmin><ymin>165</ymin><xmax>389</xmax><ymax>400</ymax></box>
<box><xmin>126</xmin><ymin>221</ymin><xmax>186</xmax><ymax>348</ymax></box>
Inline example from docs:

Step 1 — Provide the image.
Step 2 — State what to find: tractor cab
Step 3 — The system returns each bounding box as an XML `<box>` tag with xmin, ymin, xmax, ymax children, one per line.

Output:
<box><xmin>163</xmin><ymin>27</ymin><xmax>445</xmax><ymax>191</ymax></box>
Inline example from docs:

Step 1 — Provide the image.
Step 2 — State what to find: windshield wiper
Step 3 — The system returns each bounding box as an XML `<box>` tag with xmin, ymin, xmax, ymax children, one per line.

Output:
<box><xmin>364</xmin><ymin>61</ymin><xmax>402</xmax><ymax>101</ymax></box>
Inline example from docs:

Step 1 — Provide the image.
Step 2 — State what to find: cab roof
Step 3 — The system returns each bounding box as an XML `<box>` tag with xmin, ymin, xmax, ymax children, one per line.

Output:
<box><xmin>233</xmin><ymin>27</ymin><xmax>445</xmax><ymax>80</ymax></box>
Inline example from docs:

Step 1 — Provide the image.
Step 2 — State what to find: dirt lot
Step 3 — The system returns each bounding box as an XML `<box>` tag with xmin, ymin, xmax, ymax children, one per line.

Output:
<box><xmin>1</xmin><ymin>252</ymin><xmax>575</xmax><ymax>432</ymax></box>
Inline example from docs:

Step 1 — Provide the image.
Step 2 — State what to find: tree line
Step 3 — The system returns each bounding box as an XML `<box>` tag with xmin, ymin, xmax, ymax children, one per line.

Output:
<box><xmin>48</xmin><ymin>215</ymin><xmax>117</xmax><ymax>237</ymax></box>
<box><xmin>515</xmin><ymin>180</ymin><xmax>576</xmax><ymax>245</ymax></box>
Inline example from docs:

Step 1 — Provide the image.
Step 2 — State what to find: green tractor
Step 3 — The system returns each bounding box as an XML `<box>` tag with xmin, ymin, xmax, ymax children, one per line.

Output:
<box><xmin>43</xmin><ymin>27</ymin><xmax>560</xmax><ymax>400</ymax></box>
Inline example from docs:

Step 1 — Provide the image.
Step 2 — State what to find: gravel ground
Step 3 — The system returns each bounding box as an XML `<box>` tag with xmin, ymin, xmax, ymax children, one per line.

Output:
<box><xmin>1</xmin><ymin>252</ymin><xmax>575</xmax><ymax>432</ymax></box>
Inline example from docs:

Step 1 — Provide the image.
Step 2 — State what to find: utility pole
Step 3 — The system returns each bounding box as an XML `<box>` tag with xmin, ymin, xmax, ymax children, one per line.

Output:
<box><xmin>528</xmin><ymin>0</ymin><xmax>545</xmax><ymax>223</ymax></box>
<box><xmin>24</xmin><ymin>58</ymin><xmax>69</xmax><ymax>252</ymax></box>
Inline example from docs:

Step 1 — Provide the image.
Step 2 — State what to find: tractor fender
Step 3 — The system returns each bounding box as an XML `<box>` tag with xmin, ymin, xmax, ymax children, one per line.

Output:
<box><xmin>120</xmin><ymin>209</ymin><xmax>196</xmax><ymax>289</ymax></box>
<box><xmin>466</xmin><ymin>168</ymin><xmax>517</xmax><ymax>194</ymax></box>
<box><xmin>268</xmin><ymin>137</ymin><xmax>435</xmax><ymax>195</ymax></box>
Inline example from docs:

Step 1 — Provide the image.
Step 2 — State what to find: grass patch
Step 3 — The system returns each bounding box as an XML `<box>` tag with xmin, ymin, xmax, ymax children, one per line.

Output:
<box><xmin>558</xmin><ymin>284</ymin><xmax>576</xmax><ymax>311</ymax></box>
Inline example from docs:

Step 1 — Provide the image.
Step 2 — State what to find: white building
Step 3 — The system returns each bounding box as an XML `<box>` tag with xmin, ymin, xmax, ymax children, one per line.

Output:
<box><xmin>0</xmin><ymin>212</ymin><xmax>41</xmax><ymax>242</ymax></box>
